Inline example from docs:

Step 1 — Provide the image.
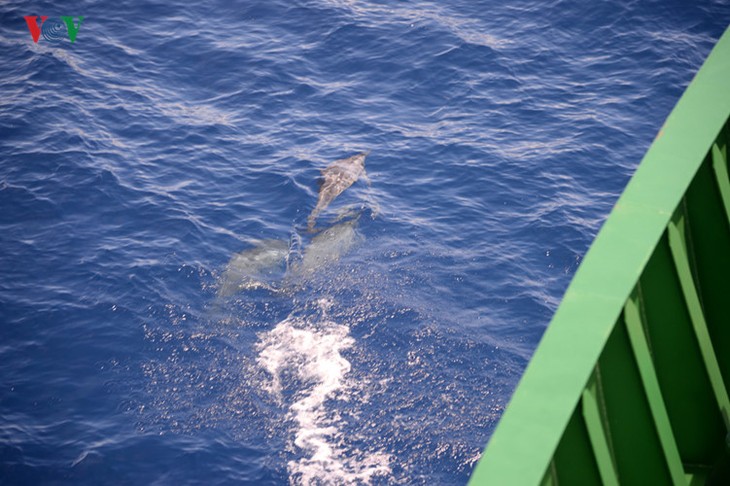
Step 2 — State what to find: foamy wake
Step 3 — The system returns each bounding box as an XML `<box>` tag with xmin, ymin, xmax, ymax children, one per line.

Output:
<box><xmin>256</xmin><ymin>299</ymin><xmax>391</xmax><ymax>485</ymax></box>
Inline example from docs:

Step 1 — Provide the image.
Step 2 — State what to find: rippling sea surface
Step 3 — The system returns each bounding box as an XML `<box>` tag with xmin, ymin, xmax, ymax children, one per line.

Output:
<box><xmin>2</xmin><ymin>1</ymin><xmax>729</xmax><ymax>484</ymax></box>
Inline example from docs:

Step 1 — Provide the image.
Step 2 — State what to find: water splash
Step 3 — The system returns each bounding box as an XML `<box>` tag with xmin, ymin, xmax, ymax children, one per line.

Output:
<box><xmin>257</xmin><ymin>299</ymin><xmax>391</xmax><ymax>485</ymax></box>
<box><xmin>286</xmin><ymin>230</ymin><xmax>304</xmax><ymax>274</ymax></box>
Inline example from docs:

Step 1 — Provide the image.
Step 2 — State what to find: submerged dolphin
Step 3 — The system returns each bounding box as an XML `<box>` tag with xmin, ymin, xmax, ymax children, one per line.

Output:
<box><xmin>307</xmin><ymin>152</ymin><xmax>369</xmax><ymax>232</ymax></box>
<box><xmin>217</xmin><ymin>216</ymin><xmax>363</xmax><ymax>298</ymax></box>
<box><xmin>217</xmin><ymin>239</ymin><xmax>289</xmax><ymax>297</ymax></box>
<box><xmin>289</xmin><ymin>216</ymin><xmax>363</xmax><ymax>277</ymax></box>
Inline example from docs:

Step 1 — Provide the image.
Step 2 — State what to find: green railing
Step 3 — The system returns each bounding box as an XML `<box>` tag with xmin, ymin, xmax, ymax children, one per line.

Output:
<box><xmin>470</xmin><ymin>25</ymin><xmax>730</xmax><ymax>485</ymax></box>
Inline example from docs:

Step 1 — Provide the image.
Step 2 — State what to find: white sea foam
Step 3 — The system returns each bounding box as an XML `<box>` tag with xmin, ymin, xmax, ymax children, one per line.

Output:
<box><xmin>257</xmin><ymin>299</ymin><xmax>391</xmax><ymax>485</ymax></box>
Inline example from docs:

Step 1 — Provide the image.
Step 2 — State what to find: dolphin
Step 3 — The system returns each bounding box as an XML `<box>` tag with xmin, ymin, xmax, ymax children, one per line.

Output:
<box><xmin>217</xmin><ymin>239</ymin><xmax>289</xmax><ymax>297</ymax></box>
<box><xmin>216</xmin><ymin>218</ymin><xmax>362</xmax><ymax>298</ymax></box>
<box><xmin>288</xmin><ymin>215</ymin><xmax>363</xmax><ymax>278</ymax></box>
<box><xmin>307</xmin><ymin>152</ymin><xmax>369</xmax><ymax>232</ymax></box>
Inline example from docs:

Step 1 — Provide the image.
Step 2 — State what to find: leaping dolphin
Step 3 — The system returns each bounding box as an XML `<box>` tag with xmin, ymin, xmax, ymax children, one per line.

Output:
<box><xmin>307</xmin><ymin>152</ymin><xmax>369</xmax><ymax>232</ymax></box>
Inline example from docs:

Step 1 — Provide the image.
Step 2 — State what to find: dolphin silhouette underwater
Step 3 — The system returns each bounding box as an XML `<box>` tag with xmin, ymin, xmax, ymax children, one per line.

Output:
<box><xmin>307</xmin><ymin>152</ymin><xmax>370</xmax><ymax>232</ymax></box>
<box><xmin>217</xmin><ymin>214</ymin><xmax>363</xmax><ymax>298</ymax></box>
<box><xmin>288</xmin><ymin>214</ymin><xmax>363</xmax><ymax>278</ymax></box>
<box><xmin>216</xmin><ymin>239</ymin><xmax>289</xmax><ymax>297</ymax></box>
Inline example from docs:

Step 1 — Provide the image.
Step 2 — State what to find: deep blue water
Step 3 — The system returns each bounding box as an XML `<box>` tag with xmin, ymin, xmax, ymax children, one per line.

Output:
<box><xmin>1</xmin><ymin>1</ymin><xmax>729</xmax><ymax>484</ymax></box>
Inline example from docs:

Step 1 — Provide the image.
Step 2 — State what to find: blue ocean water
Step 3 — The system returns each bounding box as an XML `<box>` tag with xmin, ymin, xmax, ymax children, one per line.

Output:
<box><xmin>1</xmin><ymin>1</ymin><xmax>729</xmax><ymax>484</ymax></box>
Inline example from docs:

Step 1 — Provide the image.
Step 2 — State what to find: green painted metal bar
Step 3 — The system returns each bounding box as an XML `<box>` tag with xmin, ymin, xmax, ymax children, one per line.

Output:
<box><xmin>581</xmin><ymin>372</ymin><xmax>619</xmax><ymax>485</ymax></box>
<box><xmin>539</xmin><ymin>462</ymin><xmax>557</xmax><ymax>486</ymax></box>
<box><xmin>623</xmin><ymin>291</ymin><xmax>685</xmax><ymax>485</ymax></box>
<box><xmin>667</xmin><ymin>210</ymin><xmax>730</xmax><ymax>429</ymax></box>
<box><xmin>469</xmin><ymin>25</ymin><xmax>730</xmax><ymax>485</ymax></box>
<box><xmin>712</xmin><ymin>142</ymin><xmax>730</xmax><ymax>228</ymax></box>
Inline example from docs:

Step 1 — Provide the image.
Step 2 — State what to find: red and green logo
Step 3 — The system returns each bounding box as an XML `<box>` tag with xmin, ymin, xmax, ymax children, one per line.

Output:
<box><xmin>24</xmin><ymin>16</ymin><xmax>84</xmax><ymax>44</ymax></box>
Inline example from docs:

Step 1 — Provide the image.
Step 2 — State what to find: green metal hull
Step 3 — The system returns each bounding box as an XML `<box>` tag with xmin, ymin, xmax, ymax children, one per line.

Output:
<box><xmin>470</xmin><ymin>25</ymin><xmax>730</xmax><ymax>485</ymax></box>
